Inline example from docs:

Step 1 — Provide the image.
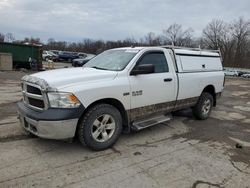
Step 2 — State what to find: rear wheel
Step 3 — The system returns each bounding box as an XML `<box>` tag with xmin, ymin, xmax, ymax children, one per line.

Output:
<box><xmin>192</xmin><ymin>92</ymin><xmax>213</xmax><ymax>120</ymax></box>
<box><xmin>78</xmin><ymin>104</ymin><xmax>122</xmax><ymax>151</ymax></box>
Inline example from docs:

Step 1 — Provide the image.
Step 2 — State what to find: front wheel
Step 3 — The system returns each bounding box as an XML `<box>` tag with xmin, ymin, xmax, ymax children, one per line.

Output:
<box><xmin>192</xmin><ymin>92</ymin><xmax>213</xmax><ymax>120</ymax></box>
<box><xmin>78</xmin><ymin>104</ymin><xmax>122</xmax><ymax>151</ymax></box>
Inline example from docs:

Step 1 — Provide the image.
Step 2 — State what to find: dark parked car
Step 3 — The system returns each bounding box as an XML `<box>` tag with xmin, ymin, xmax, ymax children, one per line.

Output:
<box><xmin>72</xmin><ymin>54</ymin><xmax>96</xmax><ymax>67</ymax></box>
<box><xmin>58</xmin><ymin>51</ymin><xmax>79</xmax><ymax>62</ymax></box>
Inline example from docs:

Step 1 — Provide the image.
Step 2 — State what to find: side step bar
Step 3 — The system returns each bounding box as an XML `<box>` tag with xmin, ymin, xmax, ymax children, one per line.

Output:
<box><xmin>131</xmin><ymin>114</ymin><xmax>172</xmax><ymax>131</ymax></box>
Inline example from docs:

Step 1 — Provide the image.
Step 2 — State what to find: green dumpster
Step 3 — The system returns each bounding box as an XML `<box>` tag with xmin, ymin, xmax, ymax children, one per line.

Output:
<box><xmin>0</xmin><ymin>42</ymin><xmax>42</xmax><ymax>69</ymax></box>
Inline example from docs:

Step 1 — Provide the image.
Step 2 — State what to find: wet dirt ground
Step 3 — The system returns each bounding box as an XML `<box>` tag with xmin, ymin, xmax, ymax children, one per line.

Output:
<box><xmin>0</xmin><ymin>71</ymin><xmax>249</xmax><ymax>188</ymax></box>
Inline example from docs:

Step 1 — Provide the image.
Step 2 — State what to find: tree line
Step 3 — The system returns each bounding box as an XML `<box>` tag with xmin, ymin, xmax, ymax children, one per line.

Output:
<box><xmin>1</xmin><ymin>17</ymin><xmax>250</xmax><ymax>68</ymax></box>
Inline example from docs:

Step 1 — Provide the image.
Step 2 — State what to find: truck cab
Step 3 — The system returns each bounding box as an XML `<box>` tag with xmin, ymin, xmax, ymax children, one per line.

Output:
<box><xmin>17</xmin><ymin>46</ymin><xmax>224</xmax><ymax>150</ymax></box>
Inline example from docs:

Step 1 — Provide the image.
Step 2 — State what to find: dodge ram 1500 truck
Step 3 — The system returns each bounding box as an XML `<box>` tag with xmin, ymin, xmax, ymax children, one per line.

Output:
<box><xmin>17</xmin><ymin>46</ymin><xmax>224</xmax><ymax>150</ymax></box>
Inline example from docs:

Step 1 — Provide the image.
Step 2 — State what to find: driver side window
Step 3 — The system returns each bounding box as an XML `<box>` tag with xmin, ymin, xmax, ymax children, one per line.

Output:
<box><xmin>137</xmin><ymin>52</ymin><xmax>169</xmax><ymax>73</ymax></box>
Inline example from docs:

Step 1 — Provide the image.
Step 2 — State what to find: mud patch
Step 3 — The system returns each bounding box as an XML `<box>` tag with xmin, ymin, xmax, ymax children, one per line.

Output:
<box><xmin>240</xmin><ymin>85</ymin><xmax>250</xmax><ymax>88</ymax></box>
<box><xmin>133</xmin><ymin>151</ymin><xmax>142</xmax><ymax>156</ymax></box>
<box><xmin>229</xmin><ymin>137</ymin><xmax>250</xmax><ymax>147</ymax></box>
<box><xmin>233</xmin><ymin>106</ymin><xmax>250</xmax><ymax>112</ymax></box>
<box><xmin>211</xmin><ymin>111</ymin><xmax>246</xmax><ymax>121</ymax></box>
<box><xmin>0</xmin><ymin>116</ymin><xmax>18</xmax><ymax>126</ymax></box>
<box><xmin>231</xmin><ymin>91</ymin><xmax>249</xmax><ymax>97</ymax></box>
<box><xmin>242</xmin><ymin>119</ymin><xmax>250</xmax><ymax>124</ymax></box>
<box><xmin>192</xmin><ymin>180</ymin><xmax>222</xmax><ymax>188</ymax></box>
<box><xmin>0</xmin><ymin>79</ymin><xmax>22</xmax><ymax>105</ymax></box>
<box><xmin>0</xmin><ymin>134</ymin><xmax>33</xmax><ymax>143</ymax></box>
<box><xmin>170</xmin><ymin>116</ymin><xmax>250</xmax><ymax>166</ymax></box>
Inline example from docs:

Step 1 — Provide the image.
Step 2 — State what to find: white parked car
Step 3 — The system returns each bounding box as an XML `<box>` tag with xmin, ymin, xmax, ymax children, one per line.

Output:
<box><xmin>42</xmin><ymin>50</ymin><xmax>58</xmax><ymax>61</ymax></box>
<box><xmin>224</xmin><ymin>70</ymin><xmax>238</xmax><ymax>76</ymax></box>
<box><xmin>17</xmin><ymin>46</ymin><xmax>224</xmax><ymax>150</ymax></box>
<box><xmin>242</xmin><ymin>73</ymin><xmax>250</xmax><ymax>78</ymax></box>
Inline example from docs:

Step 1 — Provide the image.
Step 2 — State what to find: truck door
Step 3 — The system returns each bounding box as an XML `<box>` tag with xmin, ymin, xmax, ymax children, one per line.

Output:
<box><xmin>128</xmin><ymin>50</ymin><xmax>177</xmax><ymax>121</ymax></box>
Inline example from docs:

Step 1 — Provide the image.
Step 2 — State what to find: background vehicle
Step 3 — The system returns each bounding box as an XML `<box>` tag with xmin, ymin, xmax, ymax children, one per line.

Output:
<box><xmin>242</xmin><ymin>73</ymin><xmax>250</xmax><ymax>78</ymax></box>
<box><xmin>58</xmin><ymin>51</ymin><xmax>79</xmax><ymax>62</ymax></box>
<box><xmin>238</xmin><ymin>71</ymin><xmax>245</xmax><ymax>77</ymax></box>
<box><xmin>50</xmin><ymin>50</ymin><xmax>60</xmax><ymax>55</ymax></box>
<box><xmin>17</xmin><ymin>46</ymin><xmax>224</xmax><ymax>151</ymax></box>
<box><xmin>72</xmin><ymin>54</ymin><xmax>96</xmax><ymax>67</ymax></box>
<box><xmin>78</xmin><ymin>53</ymin><xmax>87</xmax><ymax>58</ymax></box>
<box><xmin>42</xmin><ymin>51</ymin><xmax>58</xmax><ymax>61</ymax></box>
<box><xmin>224</xmin><ymin>70</ymin><xmax>238</xmax><ymax>76</ymax></box>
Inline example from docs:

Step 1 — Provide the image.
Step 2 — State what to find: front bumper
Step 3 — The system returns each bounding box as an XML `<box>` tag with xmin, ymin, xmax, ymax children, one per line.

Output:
<box><xmin>17</xmin><ymin>101</ymin><xmax>85</xmax><ymax>139</ymax></box>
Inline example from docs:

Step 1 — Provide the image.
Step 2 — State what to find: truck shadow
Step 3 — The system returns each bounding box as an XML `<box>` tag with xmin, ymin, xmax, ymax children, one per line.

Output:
<box><xmin>172</xmin><ymin>108</ymin><xmax>195</xmax><ymax>119</ymax></box>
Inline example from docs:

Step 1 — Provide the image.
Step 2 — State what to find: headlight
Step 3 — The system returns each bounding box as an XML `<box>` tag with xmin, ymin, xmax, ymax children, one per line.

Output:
<box><xmin>47</xmin><ymin>92</ymin><xmax>81</xmax><ymax>108</ymax></box>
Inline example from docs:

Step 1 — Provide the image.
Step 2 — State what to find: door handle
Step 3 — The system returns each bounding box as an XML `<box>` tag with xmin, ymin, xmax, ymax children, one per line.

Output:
<box><xmin>164</xmin><ymin>78</ymin><xmax>172</xmax><ymax>82</ymax></box>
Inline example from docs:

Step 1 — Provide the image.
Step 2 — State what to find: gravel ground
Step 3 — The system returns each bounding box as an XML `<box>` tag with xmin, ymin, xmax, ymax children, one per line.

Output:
<box><xmin>0</xmin><ymin>71</ymin><xmax>249</xmax><ymax>188</ymax></box>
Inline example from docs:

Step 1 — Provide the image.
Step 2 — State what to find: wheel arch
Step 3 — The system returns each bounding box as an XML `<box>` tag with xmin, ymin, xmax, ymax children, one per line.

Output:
<box><xmin>202</xmin><ymin>85</ymin><xmax>216</xmax><ymax>106</ymax></box>
<box><xmin>76</xmin><ymin>98</ymin><xmax>130</xmax><ymax>135</ymax></box>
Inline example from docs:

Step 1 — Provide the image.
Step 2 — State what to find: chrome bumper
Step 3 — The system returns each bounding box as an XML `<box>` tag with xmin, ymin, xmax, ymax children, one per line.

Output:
<box><xmin>18</xmin><ymin>112</ymin><xmax>78</xmax><ymax>139</ymax></box>
<box><xmin>16</xmin><ymin>101</ymin><xmax>85</xmax><ymax>140</ymax></box>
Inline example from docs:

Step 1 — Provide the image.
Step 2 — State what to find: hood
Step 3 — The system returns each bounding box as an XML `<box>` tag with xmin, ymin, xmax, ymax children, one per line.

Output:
<box><xmin>23</xmin><ymin>67</ymin><xmax>117</xmax><ymax>90</ymax></box>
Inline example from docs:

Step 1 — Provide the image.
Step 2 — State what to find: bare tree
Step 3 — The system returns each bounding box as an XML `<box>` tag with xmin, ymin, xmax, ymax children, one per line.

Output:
<box><xmin>4</xmin><ymin>33</ymin><xmax>15</xmax><ymax>43</ymax></box>
<box><xmin>143</xmin><ymin>32</ymin><xmax>161</xmax><ymax>46</ymax></box>
<box><xmin>0</xmin><ymin>33</ymin><xmax>4</xmax><ymax>42</ymax></box>
<box><xmin>41</xmin><ymin>18</ymin><xmax>250</xmax><ymax>68</ymax></box>
<box><xmin>46</xmin><ymin>38</ymin><xmax>58</xmax><ymax>50</ymax></box>
<box><xmin>202</xmin><ymin>19</ymin><xmax>227</xmax><ymax>50</ymax></box>
<box><xmin>202</xmin><ymin>18</ymin><xmax>250</xmax><ymax>68</ymax></box>
<box><xmin>123</xmin><ymin>37</ymin><xmax>138</xmax><ymax>47</ymax></box>
<box><xmin>202</xmin><ymin>19</ymin><xmax>235</xmax><ymax>67</ymax></box>
<box><xmin>22</xmin><ymin>37</ymin><xmax>41</xmax><ymax>45</ymax></box>
<box><xmin>230</xmin><ymin>17</ymin><xmax>250</xmax><ymax>67</ymax></box>
<box><xmin>163</xmin><ymin>24</ymin><xmax>194</xmax><ymax>46</ymax></box>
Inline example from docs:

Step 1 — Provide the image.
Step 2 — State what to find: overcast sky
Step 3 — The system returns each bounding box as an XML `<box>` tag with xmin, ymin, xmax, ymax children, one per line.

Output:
<box><xmin>0</xmin><ymin>0</ymin><xmax>249</xmax><ymax>42</ymax></box>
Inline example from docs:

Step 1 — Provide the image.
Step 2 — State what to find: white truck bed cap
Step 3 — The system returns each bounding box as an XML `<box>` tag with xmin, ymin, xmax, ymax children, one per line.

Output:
<box><xmin>174</xmin><ymin>49</ymin><xmax>220</xmax><ymax>57</ymax></box>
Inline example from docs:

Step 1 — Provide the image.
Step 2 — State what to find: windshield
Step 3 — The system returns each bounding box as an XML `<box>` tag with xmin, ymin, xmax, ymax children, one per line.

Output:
<box><xmin>48</xmin><ymin>51</ymin><xmax>56</xmax><ymax>56</ymax></box>
<box><xmin>84</xmin><ymin>49</ymin><xmax>138</xmax><ymax>71</ymax></box>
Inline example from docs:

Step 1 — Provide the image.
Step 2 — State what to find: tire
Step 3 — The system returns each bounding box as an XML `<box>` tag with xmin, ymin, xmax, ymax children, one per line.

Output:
<box><xmin>78</xmin><ymin>104</ymin><xmax>122</xmax><ymax>151</ymax></box>
<box><xmin>192</xmin><ymin>92</ymin><xmax>213</xmax><ymax>120</ymax></box>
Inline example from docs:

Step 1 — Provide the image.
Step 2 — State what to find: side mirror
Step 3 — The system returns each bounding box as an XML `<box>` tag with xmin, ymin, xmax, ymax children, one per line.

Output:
<box><xmin>130</xmin><ymin>64</ymin><xmax>155</xmax><ymax>75</ymax></box>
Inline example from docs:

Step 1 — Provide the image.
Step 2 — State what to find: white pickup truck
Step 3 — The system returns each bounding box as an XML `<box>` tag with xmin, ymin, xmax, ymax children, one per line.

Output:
<box><xmin>17</xmin><ymin>46</ymin><xmax>224</xmax><ymax>150</ymax></box>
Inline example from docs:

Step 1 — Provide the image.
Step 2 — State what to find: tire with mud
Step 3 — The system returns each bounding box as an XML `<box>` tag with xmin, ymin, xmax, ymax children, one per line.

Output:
<box><xmin>192</xmin><ymin>92</ymin><xmax>213</xmax><ymax>120</ymax></box>
<box><xmin>77</xmin><ymin>104</ymin><xmax>122</xmax><ymax>151</ymax></box>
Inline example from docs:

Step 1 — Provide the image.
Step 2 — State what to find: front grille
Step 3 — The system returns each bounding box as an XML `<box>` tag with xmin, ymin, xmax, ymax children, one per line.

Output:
<box><xmin>27</xmin><ymin>85</ymin><xmax>42</xmax><ymax>95</ymax></box>
<box><xmin>22</xmin><ymin>82</ymin><xmax>46</xmax><ymax>110</ymax></box>
<box><xmin>28</xmin><ymin>98</ymin><xmax>45</xmax><ymax>108</ymax></box>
